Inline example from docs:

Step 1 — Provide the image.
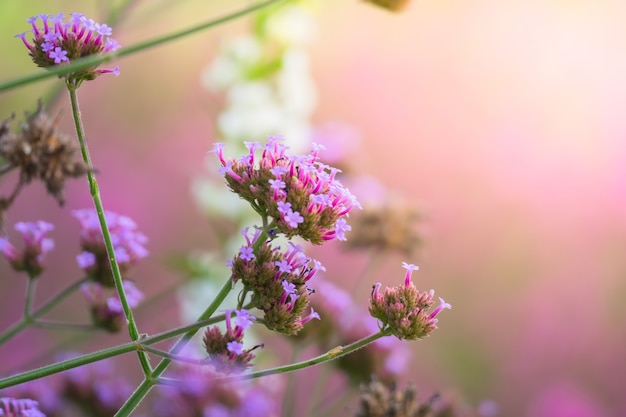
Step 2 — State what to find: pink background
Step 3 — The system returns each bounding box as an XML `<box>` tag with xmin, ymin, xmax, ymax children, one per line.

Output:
<box><xmin>1</xmin><ymin>1</ymin><xmax>626</xmax><ymax>415</ymax></box>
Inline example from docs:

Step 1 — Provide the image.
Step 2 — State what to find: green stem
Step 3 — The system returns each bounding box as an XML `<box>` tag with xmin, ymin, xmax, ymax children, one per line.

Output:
<box><xmin>0</xmin><ymin>311</ymin><xmax>228</xmax><ymax>389</ymax></box>
<box><xmin>114</xmin><ymin>276</ymin><xmax>234</xmax><ymax>417</ymax></box>
<box><xmin>222</xmin><ymin>329</ymin><xmax>392</xmax><ymax>381</ymax></box>
<box><xmin>0</xmin><ymin>0</ymin><xmax>284</xmax><ymax>93</ymax></box>
<box><xmin>66</xmin><ymin>83</ymin><xmax>152</xmax><ymax>376</ymax></box>
<box><xmin>24</xmin><ymin>277</ymin><xmax>37</xmax><ymax>317</ymax></box>
<box><xmin>282</xmin><ymin>347</ymin><xmax>301</xmax><ymax>417</ymax></box>
<box><xmin>0</xmin><ymin>277</ymin><xmax>88</xmax><ymax>345</ymax></box>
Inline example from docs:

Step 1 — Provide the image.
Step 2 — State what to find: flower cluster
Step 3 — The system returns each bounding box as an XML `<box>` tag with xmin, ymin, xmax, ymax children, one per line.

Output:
<box><xmin>203</xmin><ymin>309</ymin><xmax>258</xmax><ymax>374</ymax></box>
<box><xmin>2</xmin><ymin>355</ymin><xmax>134</xmax><ymax>417</ymax></box>
<box><xmin>369</xmin><ymin>263</ymin><xmax>451</xmax><ymax>340</ymax></box>
<box><xmin>302</xmin><ymin>278</ymin><xmax>411</xmax><ymax>385</ymax></box>
<box><xmin>0</xmin><ymin>397</ymin><xmax>45</xmax><ymax>417</ymax></box>
<box><xmin>153</xmin><ymin>365</ymin><xmax>277</xmax><ymax>417</ymax></box>
<box><xmin>81</xmin><ymin>281</ymin><xmax>144</xmax><ymax>332</ymax></box>
<box><xmin>73</xmin><ymin>209</ymin><xmax>148</xmax><ymax>286</ymax></box>
<box><xmin>15</xmin><ymin>13</ymin><xmax>120</xmax><ymax>83</ymax></box>
<box><xmin>0</xmin><ymin>102</ymin><xmax>86</xmax><ymax>208</ymax></box>
<box><xmin>212</xmin><ymin>137</ymin><xmax>360</xmax><ymax>244</ymax></box>
<box><xmin>229</xmin><ymin>227</ymin><xmax>322</xmax><ymax>335</ymax></box>
<box><xmin>0</xmin><ymin>221</ymin><xmax>54</xmax><ymax>278</ymax></box>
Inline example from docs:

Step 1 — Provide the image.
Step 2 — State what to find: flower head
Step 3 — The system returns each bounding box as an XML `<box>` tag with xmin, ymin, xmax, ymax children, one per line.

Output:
<box><xmin>229</xmin><ymin>229</ymin><xmax>324</xmax><ymax>335</ymax></box>
<box><xmin>0</xmin><ymin>397</ymin><xmax>45</xmax><ymax>417</ymax></box>
<box><xmin>369</xmin><ymin>262</ymin><xmax>451</xmax><ymax>340</ymax></box>
<box><xmin>0</xmin><ymin>221</ymin><xmax>54</xmax><ymax>278</ymax></box>
<box><xmin>16</xmin><ymin>13</ymin><xmax>121</xmax><ymax>84</ymax></box>
<box><xmin>73</xmin><ymin>209</ymin><xmax>148</xmax><ymax>287</ymax></box>
<box><xmin>203</xmin><ymin>309</ymin><xmax>259</xmax><ymax>374</ymax></box>
<box><xmin>81</xmin><ymin>281</ymin><xmax>144</xmax><ymax>332</ymax></box>
<box><xmin>212</xmin><ymin>137</ymin><xmax>361</xmax><ymax>244</ymax></box>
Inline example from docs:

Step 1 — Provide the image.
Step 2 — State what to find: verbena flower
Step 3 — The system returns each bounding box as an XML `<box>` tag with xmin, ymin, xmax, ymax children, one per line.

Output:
<box><xmin>15</xmin><ymin>13</ymin><xmax>121</xmax><ymax>84</ymax></box>
<box><xmin>0</xmin><ymin>397</ymin><xmax>45</xmax><ymax>417</ymax></box>
<box><xmin>304</xmin><ymin>278</ymin><xmax>411</xmax><ymax>385</ymax></box>
<box><xmin>72</xmin><ymin>209</ymin><xmax>148</xmax><ymax>287</ymax></box>
<box><xmin>212</xmin><ymin>137</ymin><xmax>361</xmax><ymax>244</ymax></box>
<box><xmin>369</xmin><ymin>262</ymin><xmax>451</xmax><ymax>340</ymax></box>
<box><xmin>0</xmin><ymin>102</ymin><xmax>86</xmax><ymax>207</ymax></box>
<box><xmin>0</xmin><ymin>221</ymin><xmax>54</xmax><ymax>278</ymax></box>
<box><xmin>61</xmin><ymin>354</ymin><xmax>134</xmax><ymax>415</ymax></box>
<box><xmin>229</xmin><ymin>227</ymin><xmax>322</xmax><ymax>335</ymax></box>
<box><xmin>152</xmin><ymin>365</ymin><xmax>278</xmax><ymax>417</ymax></box>
<box><xmin>203</xmin><ymin>309</ymin><xmax>259</xmax><ymax>374</ymax></box>
<box><xmin>81</xmin><ymin>281</ymin><xmax>144</xmax><ymax>332</ymax></box>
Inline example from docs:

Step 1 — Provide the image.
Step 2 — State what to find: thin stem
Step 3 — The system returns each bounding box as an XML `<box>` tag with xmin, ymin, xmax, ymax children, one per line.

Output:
<box><xmin>0</xmin><ymin>277</ymin><xmax>88</xmax><ymax>345</ymax></box>
<box><xmin>138</xmin><ymin>345</ymin><xmax>209</xmax><ymax>366</ymax></box>
<box><xmin>31</xmin><ymin>320</ymin><xmax>97</xmax><ymax>331</ymax></box>
<box><xmin>66</xmin><ymin>83</ymin><xmax>152</xmax><ymax>376</ymax></box>
<box><xmin>23</xmin><ymin>277</ymin><xmax>37</xmax><ymax>317</ymax></box>
<box><xmin>0</xmin><ymin>0</ymin><xmax>284</xmax><ymax>93</ymax></box>
<box><xmin>0</xmin><ymin>311</ymin><xmax>228</xmax><ymax>389</ymax></box>
<box><xmin>282</xmin><ymin>346</ymin><xmax>301</xmax><ymax>417</ymax></box>
<box><xmin>221</xmin><ymin>329</ymin><xmax>392</xmax><ymax>381</ymax></box>
<box><xmin>115</xmin><ymin>276</ymin><xmax>234</xmax><ymax>417</ymax></box>
<box><xmin>305</xmin><ymin>361</ymin><xmax>333</xmax><ymax>417</ymax></box>
<box><xmin>0</xmin><ymin>342</ymin><xmax>138</xmax><ymax>389</ymax></box>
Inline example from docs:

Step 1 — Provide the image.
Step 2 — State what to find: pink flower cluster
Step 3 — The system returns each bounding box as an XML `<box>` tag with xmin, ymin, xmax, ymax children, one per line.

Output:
<box><xmin>15</xmin><ymin>13</ymin><xmax>121</xmax><ymax>82</ymax></box>
<box><xmin>81</xmin><ymin>280</ymin><xmax>144</xmax><ymax>333</ymax></box>
<box><xmin>203</xmin><ymin>309</ymin><xmax>258</xmax><ymax>374</ymax></box>
<box><xmin>0</xmin><ymin>221</ymin><xmax>54</xmax><ymax>278</ymax></box>
<box><xmin>73</xmin><ymin>209</ymin><xmax>148</xmax><ymax>287</ymax></box>
<box><xmin>212</xmin><ymin>137</ymin><xmax>360</xmax><ymax>244</ymax></box>
<box><xmin>369</xmin><ymin>262</ymin><xmax>451</xmax><ymax>340</ymax></box>
<box><xmin>229</xmin><ymin>227</ymin><xmax>323</xmax><ymax>335</ymax></box>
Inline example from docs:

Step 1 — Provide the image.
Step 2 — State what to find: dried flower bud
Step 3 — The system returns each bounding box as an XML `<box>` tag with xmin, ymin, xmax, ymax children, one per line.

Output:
<box><xmin>346</xmin><ymin>201</ymin><xmax>421</xmax><ymax>255</ymax></box>
<box><xmin>369</xmin><ymin>262</ymin><xmax>451</xmax><ymax>340</ymax></box>
<box><xmin>363</xmin><ymin>0</ymin><xmax>411</xmax><ymax>12</ymax></box>
<box><xmin>0</xmin><ymin>102</ymin><xmax>86</xmax><ymax>208</ymax></box>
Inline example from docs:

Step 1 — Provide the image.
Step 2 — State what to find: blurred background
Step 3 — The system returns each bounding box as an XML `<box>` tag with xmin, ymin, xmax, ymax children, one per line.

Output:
<box><xmin>1</xmin><ymin>0</ymin><xmax>626</xmax><ymax>416</ymax></box>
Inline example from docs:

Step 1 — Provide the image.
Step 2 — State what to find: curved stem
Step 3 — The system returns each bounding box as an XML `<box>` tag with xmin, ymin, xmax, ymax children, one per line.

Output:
<box><xmin>0</xmin><ymin>277</ymin><xmax>88</xmax><ymax>345</ymax></box>
<box><xmin>66</xmin><ymin>83</ymin><xmax>152</xmax><ymax>376</ymax></box>
<box><xmin>0</xmin><ymin>0</ymin><xmax>284</xmax><ymax>93</ymax></box>
<box><xmin>222</xmin><ymin>329</ymin><xmax>393</xmax><ymax>381</ymax></box>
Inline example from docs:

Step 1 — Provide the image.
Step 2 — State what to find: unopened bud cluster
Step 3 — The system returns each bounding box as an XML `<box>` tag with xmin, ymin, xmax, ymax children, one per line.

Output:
<box><xmin>15</xmin><ymin>12</ymin><xmax>120</xmax><ymax>84</ymax></box>
<box><xmin>369</xmin><ymin>263</ymin><xmax>451</xmax><ymax>340</ymax></box>
<box><xmin>203</xmin><ymin>309</ymin><xmax>257</xmax><ymax>373</ymax></box>
<box><xmin>212</xmin><ymin>137</ymin><xmax>360</xmax><ymax>244</ymax></box>
<box><xmin>229</xmin><ymin>228</ymin><xmax>322</xmax><ymax>335</ymax></box>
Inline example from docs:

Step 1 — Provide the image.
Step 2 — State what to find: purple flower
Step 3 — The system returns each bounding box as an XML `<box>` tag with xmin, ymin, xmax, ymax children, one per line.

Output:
<box><xmin>214</xmin><ymin>138</ymin><xmax>361</xmax><ymax>244</ymax></box>
<box><xmin>81</xmin><ymin>281</ymin><xmax>144</xmax><ymax>332</ymax></box>
<box><xmin>369</xmin><ymin>261</ymin><xmax>451</xmax><ymax>340</ymax></box>
<box><xmin>72</xmin><ymin>209</ymin><xmax>148</xmax><ymax>286</ymax></box>
<box><xmin>16</xmin><ymin>12</ymin><xmax>121</xmax><ymax>83</ymax></box>
<box><xmin>0</xmin><ymin>397</ymin><xmax>45</xmax><ymax>417</ymax></box>
<box><xmin>0</xmin><ymin>221</ymin><xmax>54</xmax><ymax>277</ymax></box>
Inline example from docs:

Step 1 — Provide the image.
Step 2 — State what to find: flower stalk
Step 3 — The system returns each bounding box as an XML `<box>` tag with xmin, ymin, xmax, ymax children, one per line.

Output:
<box><xmin>66</xmin><ymin>81</ymin><xmax>152</xmax><ymax>376</ymax></box>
